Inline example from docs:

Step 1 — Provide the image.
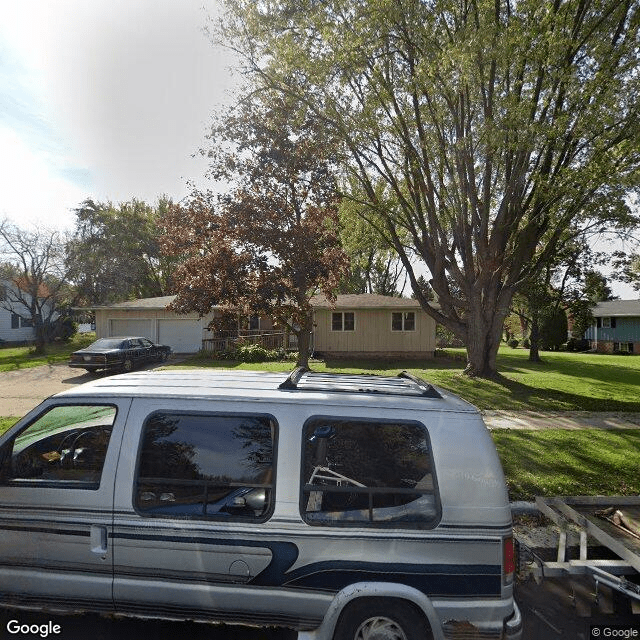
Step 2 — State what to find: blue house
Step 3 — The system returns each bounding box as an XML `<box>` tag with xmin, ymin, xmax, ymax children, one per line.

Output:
<box><xmin>584</xmin><ymin>300</ymin><xmax>640</xmax><ymax>353</ymax></box>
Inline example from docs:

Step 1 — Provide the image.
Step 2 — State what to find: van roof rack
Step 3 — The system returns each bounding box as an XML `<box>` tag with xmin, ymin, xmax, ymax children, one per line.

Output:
<box><xmin>278</xmin><ymin>367</ymin><xmax>442</xmax><ymax>399</ymax></box>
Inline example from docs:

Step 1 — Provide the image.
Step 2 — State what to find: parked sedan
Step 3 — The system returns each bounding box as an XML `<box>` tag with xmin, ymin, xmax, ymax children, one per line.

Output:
<box><xmin>69</xmin><ymin>337</ymin><xmax>171</xmax><ymax>373</ymax></box>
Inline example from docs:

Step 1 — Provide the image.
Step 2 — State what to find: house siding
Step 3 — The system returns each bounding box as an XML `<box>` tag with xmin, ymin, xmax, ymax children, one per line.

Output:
<box><xmin>313</xmin><ymin>308</ymin><xmax>436</xmax><ymax>356</ymax></box>
<box><xmin>95</xmin><ymin>308</ymin><xmax>217</xmax><ymax>350</ymax></box>
<box><xmin>0</xmin><ymin>309</ymin><xmax>35</xmax><ymax>343</ymax></box>
<box><xmin>584</xmin><ymin>317</ymin><xmax>640</xmax><ymax>353</ymax></box>
<box><xmin>584</xmin><ymin>317</ymin><xmax>640</xmax><ymax>342</ymax></box>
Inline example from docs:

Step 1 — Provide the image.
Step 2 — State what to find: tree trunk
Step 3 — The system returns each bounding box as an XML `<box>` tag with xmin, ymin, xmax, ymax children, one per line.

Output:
<box><xmin>463</xmin><ymin>306</ymin><xmax>506</xmax><ymax>378</ymax></box>
<box><xmin>528</xmin><ymin>312</ymin><xmax>542</xmax><ymax>362</ymax></box>
<box><xmin>296</xmin><ymin>317</ymin><xmax>313</xmax><ymax>368</ymax></box>
<box><xmin>33</xmin><ymin>322</ymin><xmax>47</xmax><ymax>356</ymax></box>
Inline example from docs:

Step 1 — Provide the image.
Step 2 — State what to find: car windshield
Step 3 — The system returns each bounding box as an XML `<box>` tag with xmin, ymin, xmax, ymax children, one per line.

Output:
<box><xmin>89</xmin><ymin>338</ymin><xmax>126</xmax><ymax>349</ymax></box>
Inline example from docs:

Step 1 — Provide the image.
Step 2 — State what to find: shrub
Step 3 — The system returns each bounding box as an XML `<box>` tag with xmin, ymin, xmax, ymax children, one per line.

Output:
<box><xmin>508</xmin><ymin>339</ymin><xmax>519</xmax><ymax>349</ymax></box>
<box><xmin>539</xmin><ymin>307</ymin><xmax>568</xmax><ymax>351</ymax></box>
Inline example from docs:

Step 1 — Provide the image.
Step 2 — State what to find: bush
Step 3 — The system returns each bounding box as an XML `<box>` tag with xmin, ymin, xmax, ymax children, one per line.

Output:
<box><xmin>523</xmin><ymin>339</ymin><xmax>531</xmax><ymax>349</ymax></box>
<box><xmin>539</xmin><ymin>307</ymin><xmax>568</xmax><ymax>351</ymax></box>
<box><xmin>566</xmin><ymin>337</ymin><xmax>590</xmax><ymax>352</ymax></box>
<box><xmin>508</xmin><ymin>339</ymin><xmax>519</xmax><ymax>349</ymax></box>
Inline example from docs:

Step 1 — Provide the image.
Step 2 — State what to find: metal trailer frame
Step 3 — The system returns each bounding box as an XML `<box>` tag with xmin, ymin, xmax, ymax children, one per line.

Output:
<box><xmin>528</xmin><ymin>496</ymin><xmax>640</xmax><ymax>605</ymax></box>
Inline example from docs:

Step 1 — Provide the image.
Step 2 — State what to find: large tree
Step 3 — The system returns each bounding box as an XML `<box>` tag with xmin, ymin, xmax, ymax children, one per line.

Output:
<box><xmin>338</xmin><ymin>199</ymin><xmax>407</xmax><ymax>296</ymax></box>
<box><xmin>161</xmin><ymin>95</ymin><xmax>349</xmax><ymax>367</ymax></box>
<box><xmin>0</xmin><ymin>220</ymin><xmax>71</xmax><ymax>354</ymax></box>
<box><xmin>218</xmin><ymin>0</ymin><xmax>640</xmax><ymax>376</ymax></box>
<box><xmin>66</xmin><ymin>197</ymin><xmax>176</xmax><ymax>305</ymax></box>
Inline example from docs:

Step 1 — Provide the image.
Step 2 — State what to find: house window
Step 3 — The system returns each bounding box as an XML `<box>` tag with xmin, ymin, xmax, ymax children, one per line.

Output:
<box><xmin>391</xmin><ymin>312</ymin><xmax>416</xmax><ymax>332</ymax></box>
<box><xmin>614</xmin><ymin>342</ymin><xmax>634</xmax><ymax>353</ymax></box>
<box><xmin>602</xmin><ymin>317</ymin><xmax>611</xmax><ymax>328</ymax></box>
<box><xmin>248</xmin><ymin>316</ymin><xmax>260</xmax><ymax>330</ymax></box>
<box><xmin>10</xmin><ymin>313</ymin><xmax>33</xmax><ymax>329</ymax></box>
<box><xmin>331</xmin><ymin>312</ymin><xmax>355</xmax><ymax>332</ymax></box>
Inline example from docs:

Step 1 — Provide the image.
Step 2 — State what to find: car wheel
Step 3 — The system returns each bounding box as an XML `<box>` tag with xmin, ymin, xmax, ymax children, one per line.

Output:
<box><xmin>161</xmin><ymin>350</ymin><xmax>169</xmax><ymax>362</ymax></box>
<box><xmin>334</xmin><ymin>598</ymin><xmax>430</xmax><ymax>640</ymax></box>
<box><xmin>123</xmin><ymin>359</ymin><xmax>134</xmax><ymax>373</ymax></box>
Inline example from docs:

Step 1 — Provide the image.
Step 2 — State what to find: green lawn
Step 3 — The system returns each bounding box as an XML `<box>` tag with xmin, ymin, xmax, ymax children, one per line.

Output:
<box><xmin>0</xmin><ymin>333</ymin><xmax>96</xmax><ymax>372</ymax></box>
<box><xmin>172</xmin><ymin>347</ymin><xmax>640</xmax><ymax>412</ymax></box>
<box><xmin>493</xmin><ymin>428</ymin><xmax>640</xmax><ymax>501</ymax></box>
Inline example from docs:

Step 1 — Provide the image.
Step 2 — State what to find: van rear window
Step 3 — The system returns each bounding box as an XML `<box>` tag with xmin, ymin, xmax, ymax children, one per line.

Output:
<box><xmin>301</xmin><ymin>418</ymin><xmax>439</xmax><ymax>528</ymax></box>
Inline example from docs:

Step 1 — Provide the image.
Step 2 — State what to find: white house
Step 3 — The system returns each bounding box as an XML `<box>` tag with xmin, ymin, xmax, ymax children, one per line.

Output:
<box><xmin>0</xmin><ymin>280</ymin><xmax>54</xmax><ymax>344</ymax></box>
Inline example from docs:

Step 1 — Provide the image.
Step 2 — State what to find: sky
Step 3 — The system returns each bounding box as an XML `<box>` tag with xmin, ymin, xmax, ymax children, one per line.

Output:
<box><xmin>0</xmin><ymin>1</ymin><xmax>637</xmax><ymax>298</ymax></box>
<box><xmin>0</xmin><ymin>0</ymin><xmax>237</xmax><ymax>230</ymax></box>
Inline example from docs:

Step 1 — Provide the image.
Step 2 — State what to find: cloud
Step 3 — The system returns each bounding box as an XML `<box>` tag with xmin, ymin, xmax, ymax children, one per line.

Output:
<box><xmin>0</xmin><ymin>125</ymin><xmax>89</xmax><ymax>228</ymax></box>
<box><xmin>0</xmin><ymin>0</ymin><xmax>237</xmax><ymax>223</ymax></box>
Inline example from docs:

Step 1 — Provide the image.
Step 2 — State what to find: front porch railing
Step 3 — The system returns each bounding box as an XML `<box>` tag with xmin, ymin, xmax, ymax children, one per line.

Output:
<box><xmin>202</xmin><ymin>330</ymin><xmax>299</xmax><ymax>352</ymax></box>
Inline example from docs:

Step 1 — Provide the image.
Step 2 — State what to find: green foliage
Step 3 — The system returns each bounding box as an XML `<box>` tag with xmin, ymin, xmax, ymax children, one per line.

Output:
<box><xmin>337</xmin><ymin>198</ymin><xmax>407</xmax><ymax>296</ymax></box>
<box><xmin>539</xmin><ymin>307</ymin><xmax>568</xmax><ymax>351</ymax></box>
<box><xmin>66</xmin><ymin>198</ymin><xmax>176</xmax><ymax>305</ymax></box>
<box><xmin>508</xmin><ymin>339</ymin><xmax>519</xmax><ymax>349</ymax></box>
<box><xmin>0</xmin><ymin>417</ymin><xmax>19</xmax><ymax>436</ymax></box>
<box><xmin>218</xmin><ymin>0</ymin><xmax>640</xmax><ymax>377</ymax></box>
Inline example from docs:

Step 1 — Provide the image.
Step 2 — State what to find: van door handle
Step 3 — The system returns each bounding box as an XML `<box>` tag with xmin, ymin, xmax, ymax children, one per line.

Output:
<box><xmin>90</xmin><ymin>525</ymin><xmax>108</xmax><ymax>555</ymax></box>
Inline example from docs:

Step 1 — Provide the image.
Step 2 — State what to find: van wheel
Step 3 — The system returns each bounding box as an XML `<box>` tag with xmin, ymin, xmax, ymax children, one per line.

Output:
<box><xmin>334</xmin><ymin>598</ymin><xmax>429</xmax><ymax>640</ymax></box>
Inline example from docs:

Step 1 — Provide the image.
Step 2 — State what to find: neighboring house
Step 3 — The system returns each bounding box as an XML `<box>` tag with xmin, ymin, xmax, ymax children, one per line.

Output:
<box><xmin>584</xmin><ymin>300</ymin><xmax>640</xmax><ymax>353</ymax></box>
<box><xmin>93</xmin><ymin>293</ymin><xmax>437</xmax><ymax>357</ymax></box>
<box><xmin>0</xmin><ymin>280</ymin><xmax>55</xmax><ymax>344</ymax></box>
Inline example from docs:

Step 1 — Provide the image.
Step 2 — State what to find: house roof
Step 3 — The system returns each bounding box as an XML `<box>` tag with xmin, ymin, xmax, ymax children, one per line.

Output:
<box><xmin>592</xmin><ymin>299</ymin><xmax>640</xmax><ymax>317</ymax></box>
<box><xmin>93</xmin><ymin>293</ymin><xmax>425</xmax><ymax>312</ymax></box>
<box><xmin>310</xmin><ymin>293</ymin><xmax>422</xmax><ymax>309</ymax></box>
<box><xmin>92</xmin><ymin>295</ymin><xmax>180</xmax><ymax>311</ymax></box>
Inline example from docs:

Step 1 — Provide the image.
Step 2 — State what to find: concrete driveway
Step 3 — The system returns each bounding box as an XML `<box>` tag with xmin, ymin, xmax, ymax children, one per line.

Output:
<box><xmin>0</xmin><ymin>364</ymin><xmax>93</xmax><ymax>416</ymax></box>
<box><xmin>0</xmin><ymin>359</ymin><xmax>186</xmax><ymax>417</ymax></box>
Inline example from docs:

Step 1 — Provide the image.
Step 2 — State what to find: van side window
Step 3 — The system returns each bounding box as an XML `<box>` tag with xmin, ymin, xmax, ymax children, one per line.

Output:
<box><xmin>135</xmin><ymin>412</ymin><xmax>276</xmax><ymax>521</ymax></box>
<box><xmin>0</xmin><ymin>405</ymin><xmax>116</xmax><ymax>489</ymax></box>
<box><xmin>301</xmin><ymin>418</ymin><xmax>439</xmax><ymax>528</ymax></box>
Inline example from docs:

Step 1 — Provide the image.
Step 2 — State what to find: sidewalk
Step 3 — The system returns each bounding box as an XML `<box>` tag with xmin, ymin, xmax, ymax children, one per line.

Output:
<box><xmin>483</xmin><ymin>410</ymin><xmax>640</xmax><ymax>430</ymax></box>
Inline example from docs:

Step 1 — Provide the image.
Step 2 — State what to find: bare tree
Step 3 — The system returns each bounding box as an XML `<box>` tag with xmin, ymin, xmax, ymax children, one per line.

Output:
<box><xmin>0</xmin><ymin>219</ymin><xmax>70</xmax><ymax>354</ymax></box>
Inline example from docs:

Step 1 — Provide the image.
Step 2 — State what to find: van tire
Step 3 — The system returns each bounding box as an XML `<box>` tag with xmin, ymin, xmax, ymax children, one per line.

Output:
<box><xmin>334</xmin><ymin>597</ymin><xmax>430</xmax><ymax>640</ymax></box>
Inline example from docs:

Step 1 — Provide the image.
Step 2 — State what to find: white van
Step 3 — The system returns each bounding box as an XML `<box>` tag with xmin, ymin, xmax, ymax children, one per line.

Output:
<box><xmin>0</xmin><ymin>368</ymin><xmax>522</xmax><ymax>640</ymax></box>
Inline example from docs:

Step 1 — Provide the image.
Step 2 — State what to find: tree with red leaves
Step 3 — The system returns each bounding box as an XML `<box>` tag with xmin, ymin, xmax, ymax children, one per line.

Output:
<box><xmin>161</xmin><ymin>95</ymin><xmax>349</xmax><ymax>367</ymax></box>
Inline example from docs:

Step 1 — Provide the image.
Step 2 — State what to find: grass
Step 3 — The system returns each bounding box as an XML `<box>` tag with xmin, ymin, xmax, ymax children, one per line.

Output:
<box><xmin>0</xmin><ymin>333</ymin><xmax>96</xmax><ymax>373</ymax></box>
<box><xmin>493</xmin><ymin>428</ymin><xmax>640</xmax><ymax>501</ymax></box>
<box><xmin>172</xmin><ymin>347</ymin><xmax>640</xmax><ymax>412</ymax></box>
<box><xmin>0</xmin><ymin>417</ymin><xmax>18</xmax><ymax>436</ymax></box>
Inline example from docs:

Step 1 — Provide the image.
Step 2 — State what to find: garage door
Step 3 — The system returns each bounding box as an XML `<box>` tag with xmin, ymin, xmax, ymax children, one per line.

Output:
<box><xmin>109</xmin><ymin>319</ymin><xmax>153</xmax><ymax>338</ymax></box>
<box><xmin>157</xmin><ymin>319</ymin><xmax>202</xmax><ymax>353</ymax></box>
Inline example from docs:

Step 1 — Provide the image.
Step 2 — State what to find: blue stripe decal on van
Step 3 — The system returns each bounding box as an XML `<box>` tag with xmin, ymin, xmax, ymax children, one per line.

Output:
<box><xmin>112</xmin><ymin>530</ymin><xmax>501</xmax><ymax>597</ymax></box>
<box><xmin>280</xmin><ymin>561</ymin><xmax>501</xmax><ymax>597</ymax></box>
